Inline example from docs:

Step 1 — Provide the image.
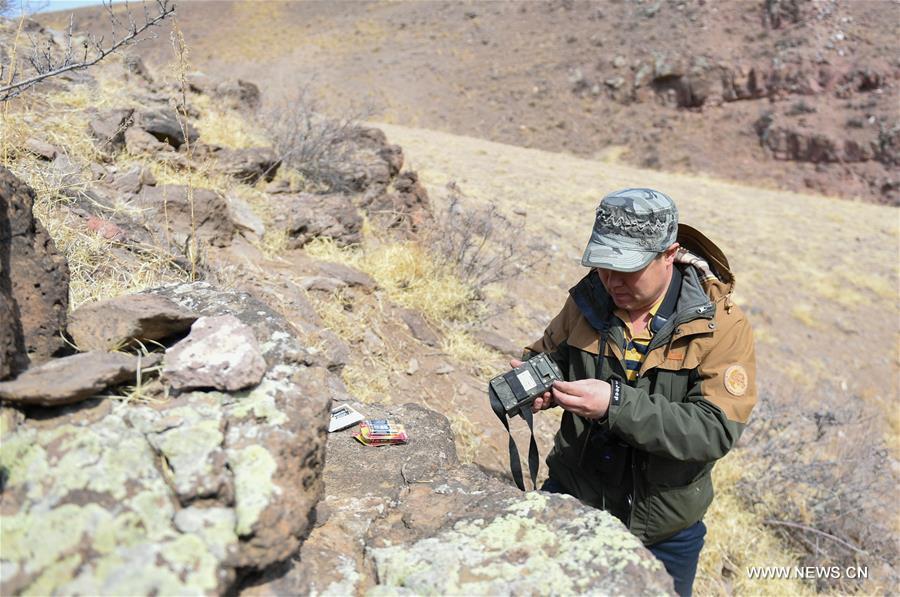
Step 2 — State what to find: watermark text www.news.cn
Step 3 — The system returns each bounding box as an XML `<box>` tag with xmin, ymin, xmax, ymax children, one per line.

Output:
<box><xmin>747</xmin><ymin>566</ymin><xmax>869</xmax><ymax>580</ymax></box>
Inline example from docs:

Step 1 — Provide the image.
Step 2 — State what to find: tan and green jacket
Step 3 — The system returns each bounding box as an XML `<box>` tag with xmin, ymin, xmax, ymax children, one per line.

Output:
<box><xmin>526</xmin><ymin>225</ymin><xmax>757</xmax><ymax>545</ymax></box>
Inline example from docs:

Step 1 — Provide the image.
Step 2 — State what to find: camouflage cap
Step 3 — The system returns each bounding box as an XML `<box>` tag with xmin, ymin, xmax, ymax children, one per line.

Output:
<box><xmin>581</xmin><ymin>188</ymin><xmax>679</xmax><ymax>272</ymax></box>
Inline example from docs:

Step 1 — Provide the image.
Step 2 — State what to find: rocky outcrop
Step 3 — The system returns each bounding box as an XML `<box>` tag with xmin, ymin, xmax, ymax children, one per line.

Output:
<box><xmin>244</xmin><ymin>402</ymin><xmax>673</xmax><ymax>596</ymax></box>
<box><xmin>0</xmin><ymin>167</ymin><xmax>69</xmax><ymax>368</ymax></box>
<box><xmin>0</xmin><ymin>283</ymin><xmax>335</xmax><ymax>595</ymax></box>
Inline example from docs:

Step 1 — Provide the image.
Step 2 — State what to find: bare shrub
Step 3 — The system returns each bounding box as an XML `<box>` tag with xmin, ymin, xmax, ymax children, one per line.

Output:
<box><xmin>1</xmin><ymin>0</ymin><xmax>175</xmax><ymax>101</ymax></box>
<box><xmin>426</xmin><ymin>181</ymin><xmax>547</xmax><ymax>301</ymax></box>
<box><xmin>257</xmin><ymin>84</ymin><xmax>368</xmax><ymax>193</ymax></box>
<box><xmin>740</xmin><ymin>389</ymin><xmax>898</xmax><ymax>592</ymax></box>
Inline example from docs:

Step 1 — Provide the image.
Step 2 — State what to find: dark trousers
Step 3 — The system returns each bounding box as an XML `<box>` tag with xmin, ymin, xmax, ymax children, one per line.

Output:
<box><xmin>541</xmin><ymin>477</ymin><xmax>705</xmax><ymax>597</ymax></box>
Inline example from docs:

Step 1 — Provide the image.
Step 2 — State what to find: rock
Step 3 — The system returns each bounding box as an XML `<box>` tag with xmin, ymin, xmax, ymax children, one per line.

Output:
<box><xmin>264</xmin><ymin>179</ymin><xmax>292</xmax><ymax>194</ymax></box>
<box><xmin>406</xmin><ymin>358</ymin><xmax>419</xmax><ymax>375</ymax></box>
<box><xmin>0</xmin><ymin>167</ymin><xmax>69</xmax><ymax>368</ymax></box>
<box><xmin>216</xmin><ymin>78</ymin><xmax>261</xmax><ymax>111</ymax></box>
<box><xmin>187</xmin><ymin>73</ymin><xmax>260</xmax><ymax>111</ymax></box>
<box><xmin>245</xmin><ymin>402</ymin><xmax>672</xmax><ymax>596</ymax></box>
<box><xmin>211</xmin><ymin>147</ymin><xmax>280</xmax><ymax>184</ymax></box>
<box><xmin>163</xmin><ymin>314</ymin><xmax>267</xmax><ymax>392</ymax></box>
<box><xmin>399</xmin><ymin>308</ymin><xmax>440</xmax><ymax>346</ymax></box>
<box><xmin>0</xmin><ymin>283</ymin><xmax>334</xmax><ymax>595</ymax></box>
<box><xmin>0</xmin><ymin>283</ymin><xmax>22</xmax><ymax>380</ymax></box>
<box><xmin>297</xmin><ymin>276</ymin><xmax>347</xmax><ymax>293</ymax></box>
<box><xmin>24</xmin><ymin>138</ymin><xmax>57</xmax><ymax>160</ymax></box>
<box><xmin>225</xmin><ymin>192</ymin><xmax>265</xmax><ymax>239</ymax></box>
<box><xmin>275</xmin><ymin>193</ymin><xmax>363</xmax><ymax>249</ymax></box>
<box><xmin>0</xmin><ymin>351</ymin><xmax>159</xmax><ymax>406</ymax></box>
<box><xmin>67</xmin><ymin>293</ymin><xmax>198</xmax><ymax>352</ymax></box>
<box><xmin>434</xmin><ymin>363</ymin><xmax>454</xmax><ymax>375</ymax></box>
<box><xmin>134</xmin><ymin>185</ymin><xmax>236</xmax><ymax>247</ymax></box>
<box><xmin>124</xmin><ymin>125</ymin><xmax>171</xmax><ymax>154</ymax></box>
<box><xmin>87</xmin><ymin>108</ymin><xmax>134</xmax><ymax>152</ymax></box>
<box><xmin>110</xmin><ymin>164</ymin><xmax>156</xmax><ymax>195</ymax></box>
<box><xmin>315</xmin><ymin>261</ymin><xmax>376</xmax><ymax>290</ymax></box>
<box><xmin>123</xmin><ymin>53</ymin><xmax>153</xmax><ymax>83</ymax></box>
<box><xmin>135</xmin><ymin>108</ymin><xmax>199</xmax><ymax>149</ymax></box>
<box><xmin>84</xmin><ymin>215</ymin><xmax>123</xmax><ymax>240</ymax></box>
<box><xmin>473</xmin><ymin>328</ymin><xmax>519</xmax><ymax>355</ymax></box>
<box><xmin>359</xmin><ymin>170</ymin><xmax>432</xmax><ymax>233</ymax></box>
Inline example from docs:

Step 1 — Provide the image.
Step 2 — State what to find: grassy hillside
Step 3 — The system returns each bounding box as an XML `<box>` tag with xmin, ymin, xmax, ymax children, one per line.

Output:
<box><xmin>4</xmin><ymin>7</ymin><xmax>899</xmax><ymax>593</ymax></box>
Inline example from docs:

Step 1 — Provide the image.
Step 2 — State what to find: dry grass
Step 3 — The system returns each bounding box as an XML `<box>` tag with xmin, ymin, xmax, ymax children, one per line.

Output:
<box><xmin>448</xmin><ymin>411</ymin><xmax>481</xmax><ymax>465</ymax></box>
<box><xmin>441</xmin><ymin>326</ymin><xmax>504</xmax><ymax>379</ymax></box>
<box><xmin>304</xmin><ymin>236</ymin><xmax>476</xmax><ymax>325</ymax></box>
<box><xmin>697</xmin><ymin>452</ymin><xmax>813</xmax><ymax>596</ymax></box>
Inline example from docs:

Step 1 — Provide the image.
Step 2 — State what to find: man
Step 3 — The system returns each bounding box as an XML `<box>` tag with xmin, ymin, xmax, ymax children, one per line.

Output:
<box><xmin>519</xmin><ymin>188</ymin><xmax>756</xmax><ymax>597</ymax></box>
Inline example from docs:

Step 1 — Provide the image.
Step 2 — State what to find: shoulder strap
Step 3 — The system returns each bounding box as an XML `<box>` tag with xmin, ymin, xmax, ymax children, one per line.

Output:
<box><xmin>489</xmin><ymin>385</ymin><xmax>539</xmax><ymax>491</ymax></box>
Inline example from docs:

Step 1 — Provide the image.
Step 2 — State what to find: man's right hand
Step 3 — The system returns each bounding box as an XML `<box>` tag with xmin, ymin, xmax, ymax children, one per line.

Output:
<box><xmin>508</xmin><ymin>359</ymin><xmax>555</xmax><ymax>413</ymax></box>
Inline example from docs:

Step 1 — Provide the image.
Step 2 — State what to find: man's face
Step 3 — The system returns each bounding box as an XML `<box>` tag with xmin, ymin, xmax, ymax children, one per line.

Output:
<box><xmin>595</xmin><ymin>245</ymin><xmax>678</xmax><ymax>312</ymax></box>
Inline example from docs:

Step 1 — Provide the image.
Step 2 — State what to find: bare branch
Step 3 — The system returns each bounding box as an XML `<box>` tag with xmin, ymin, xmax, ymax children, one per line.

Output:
<box><xmin>0</xmin><ymin>0</ymin><xmax>175</xmax><ymax>101</ymax></box>
<box><xmin>763</xmin><ymin>519</ymin><xmax>867</xmax><ymax>555</ymax></box>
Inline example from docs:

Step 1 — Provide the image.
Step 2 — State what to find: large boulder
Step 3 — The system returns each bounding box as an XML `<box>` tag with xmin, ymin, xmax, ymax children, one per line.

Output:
<box><xmin>244</xmin><ymin>402</ymin><xmax>673</xmax><ymax>596</ymax></box>
<box><xmin>133</xmin><ymin>185</ymin><xmax>236</xmax><ymax>247</ymax></box>
<box><xmin>0</xmin><ymin>167</ymin><xmax>69</xmax><ymax>369</ymax></box>
<box><xmin>0</xmin><ymin>283</ymin><xmax>334</xmax><ymax>595</ymax></box>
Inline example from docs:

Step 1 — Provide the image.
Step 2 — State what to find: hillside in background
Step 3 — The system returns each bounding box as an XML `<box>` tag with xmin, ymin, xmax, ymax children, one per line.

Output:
<box><xmin>42</xmin><ymin>0</ymin><xmax>900</xmax><ymax>204</ymax></box>
<box><xmin>2</xmin><ymin>1</ymin><xmax>898</xmax><ymax>595</ymax></box>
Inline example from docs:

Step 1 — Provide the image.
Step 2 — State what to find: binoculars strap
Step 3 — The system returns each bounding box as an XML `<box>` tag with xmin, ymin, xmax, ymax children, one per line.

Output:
<box><xmin>489</xmin><ymin>386</ymin><xmax>540</xmax><ymax>491</ymax></box>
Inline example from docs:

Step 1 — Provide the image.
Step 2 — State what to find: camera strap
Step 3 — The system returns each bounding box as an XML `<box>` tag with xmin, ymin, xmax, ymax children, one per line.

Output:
<box><xmin>488</xmin><ymin>386</ymin><xmax>539</xmax><ymax>491</ymax></box>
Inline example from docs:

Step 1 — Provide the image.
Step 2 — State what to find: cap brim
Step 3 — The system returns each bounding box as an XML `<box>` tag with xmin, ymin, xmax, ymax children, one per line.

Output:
<box><xmin>581</xmin><ymin>241</ymin><xmax>656</xmax><ymax>272</ymax></box>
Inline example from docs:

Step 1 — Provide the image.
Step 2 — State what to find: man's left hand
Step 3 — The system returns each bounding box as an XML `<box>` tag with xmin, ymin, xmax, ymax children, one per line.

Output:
<box><xmin>551</xmin><ymin>379</ymin><xmax>612</xmax><ymax>420</ymax></box>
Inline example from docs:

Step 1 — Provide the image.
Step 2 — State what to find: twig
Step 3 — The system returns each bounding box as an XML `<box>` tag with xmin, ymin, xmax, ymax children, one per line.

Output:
<box><xmin>0</xmin><ymin>0</ymin><xmax>174</xmax><ymax>101</ymax></box>
<box><xmin>763</xmin><ymin>519</ymin><xmax>867</xmax><ymax>555</ymax></box>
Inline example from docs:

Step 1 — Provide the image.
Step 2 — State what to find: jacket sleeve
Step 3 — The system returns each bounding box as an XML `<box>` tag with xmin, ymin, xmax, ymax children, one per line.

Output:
<box><xmin>604</xmin><ymin>313</ymin><xmax>757</xmax><ymax>462</ymax></box>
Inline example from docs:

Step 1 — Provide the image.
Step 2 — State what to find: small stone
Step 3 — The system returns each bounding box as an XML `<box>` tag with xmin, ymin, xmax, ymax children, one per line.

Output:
<box><xmin>406</xmin><ymin>358</ymin><xmax>419</xmax><ymax>375</ymax></box>
<box><xmin>226</xmin><ymin>193</ymin><xmax>265</xmax><ymax>239</ymax></box>
<box><xmin>472</xmin><ymin>329</ymin><xmax>519</xmax><ymax>356</ymax></box>
<box><xmin>163</xmin><ymin>314</ymin><xmax>267</xmax><ymax>392</ymax></box>
<box><xmin>0</xmin><ymin>351</ymin><xmax>160</xmax><ymax>406</ymax></box>
<box><xmin>613</xmin><ymin>55</ymin><xmax>627</xmax><ymax>69</ymax></box>
<box><xmin>298</xmin><ymin>276</ymin><xmax>347</xmax><ymax>293</ymax></box>
<box><xmin>85</xmin><ymin>215</ymin><xmax>123</xmax><ymax>240</ymax></box>
<box><xmin>68</xmin><ymin>293</ymin><xmax>198</xmax><ymax>351</ymax></box>
<box><xmin>24</xmin><ymin>138</ymin><xmax>57</xmax><ymax>161</ymax></box>
<box><xmin>434</xmin><ymin>364</ymin><xmax>455</xmax><ymax>375</ymax></box>
<box><xmin>400</xmin><ymin>309</ymin><xmax>440</xmax><ymax>347</ymax></box>
<box><xmin>316</xmin><ymin>262</ymin><xmax>376</xmax><ymax>290</ymax></box>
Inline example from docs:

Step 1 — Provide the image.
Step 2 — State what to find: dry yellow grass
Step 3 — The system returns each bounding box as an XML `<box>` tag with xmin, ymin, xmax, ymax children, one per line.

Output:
<box><xmin>697</xmin><ymin>453</ymin><xmax>813</xmax><ymax>596</ymax></box>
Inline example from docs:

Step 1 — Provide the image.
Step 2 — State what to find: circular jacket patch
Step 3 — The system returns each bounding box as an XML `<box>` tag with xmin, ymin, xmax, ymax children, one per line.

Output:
<box><xmin>724</xmin><ymin>365</ymin><xmax>749</xmax><ymax>396</ymax></box>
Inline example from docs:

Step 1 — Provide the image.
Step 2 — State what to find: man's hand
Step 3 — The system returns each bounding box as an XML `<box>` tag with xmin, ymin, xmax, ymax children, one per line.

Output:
<box><xmin>509</xmin><ymin>359</ymin><xmax>555</xmax><ymax>413</ymax></box>
<box><xmin>551</xmin><ymin>379</ymin><xmax>611</xmax><ymax>420</ymax></box>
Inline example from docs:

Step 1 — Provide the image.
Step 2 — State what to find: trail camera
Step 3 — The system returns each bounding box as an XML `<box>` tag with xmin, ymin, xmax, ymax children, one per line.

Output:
<box><xmin>489</xmin><ymin>353</ymin><xmax>563</xmax><ymax>418</ymax></box>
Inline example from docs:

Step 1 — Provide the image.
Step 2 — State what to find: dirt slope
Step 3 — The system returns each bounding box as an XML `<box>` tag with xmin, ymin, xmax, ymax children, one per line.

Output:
<box><xmin>42</xmin><ymin>0</ymin><xmax>900</xmax><ymax>203</ymax></box>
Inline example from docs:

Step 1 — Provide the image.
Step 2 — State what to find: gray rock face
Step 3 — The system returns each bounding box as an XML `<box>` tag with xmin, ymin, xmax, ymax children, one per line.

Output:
<box><xmin>135</xmin><ymin>108</ymin><xmax>199</xmax><ymax>149</ymax></box>
<box><xmin>134</xmin><ymin>185</ymin><xmax>236</xmax><ymax>247</ymax></box>
<box><xmin>1</xmin><ymin>284</ymin><xmax>334</xmax><ymax>594</ymax></box>
<box><xmin>0</xmin><ymin>351</ymin><xmax>157</xmax><ymax>406</ymax></box>
<box><xmin>226</xmin><ymin>193</ymin><xmax>266</xmax><ymax>239</ymax></box>
<box><xmin>67</xmin><ymin>293</ymin><xmax>198</xmax><ymax>351</ymax></box>
<box><xmin>244</xmin><ymin>402</ymin><xmax>673</xmax><ymax>596</ymax></box>
<box><xmin>212</xmin><ymin>147</ymin><xmax>280</xmax><ymax>184</ymax></box>
<box><xmin>87</xmin><ymin>108</ymin><xmax>134</xmax><ymax>152</ymax></box>
<box><xmin>275</xmin><ymin>193</ymin><xmax>363</xmax><ymax>249</ymax></box>
<box><xmin>0</xmin><ymin>167</ymin><xmax>69</xmax><ymax>368</ymax></box>
<box><xmin>163</xmin><ymin>314</ymin><xmax>267</xmax><ymax>392</ymax></box>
